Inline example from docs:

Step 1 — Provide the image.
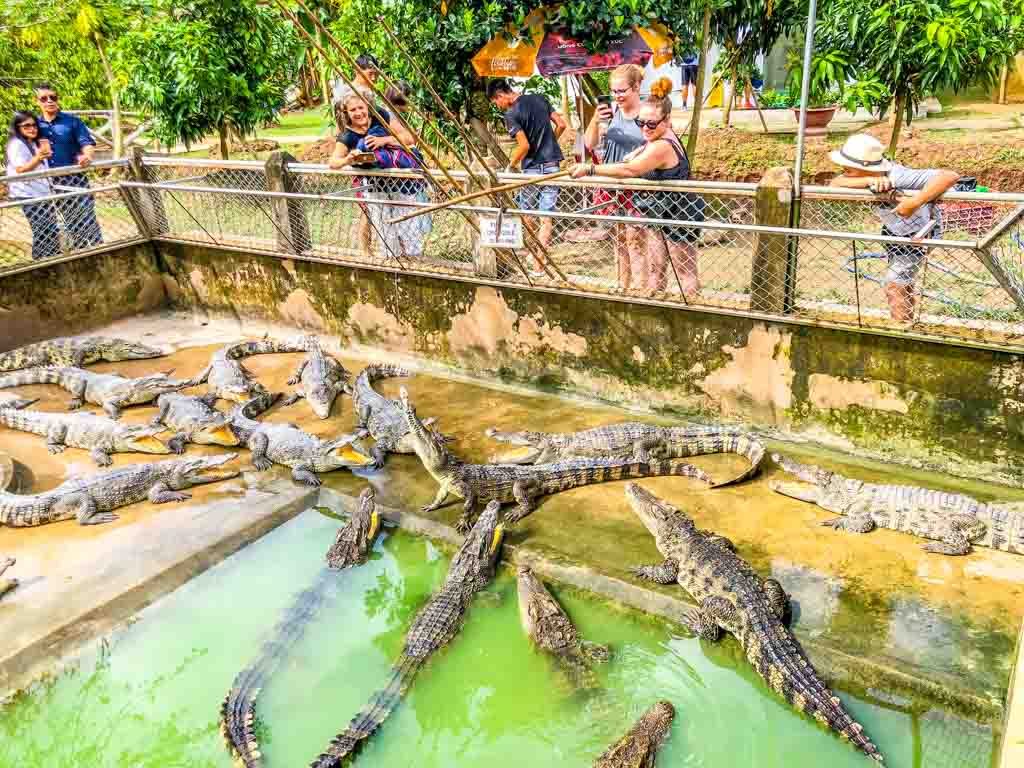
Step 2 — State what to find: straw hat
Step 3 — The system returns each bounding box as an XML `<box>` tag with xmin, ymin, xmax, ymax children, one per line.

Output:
<box><xmin>828</xmin><ymin>134</ymin><xmax>892</xmax><ymax>173</ymax></box>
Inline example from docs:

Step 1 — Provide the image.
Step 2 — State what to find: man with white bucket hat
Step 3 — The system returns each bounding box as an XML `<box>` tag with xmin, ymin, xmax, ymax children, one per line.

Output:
<box><xmin>829</xmin><ymin>133</ymin><xmax>959</xmax><ymax>322</ymax></box>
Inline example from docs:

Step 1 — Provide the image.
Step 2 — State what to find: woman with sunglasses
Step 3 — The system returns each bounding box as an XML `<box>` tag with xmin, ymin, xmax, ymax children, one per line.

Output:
<box><xmin>571</xmin><ymin>77</ymin><xmax>702</xmax><ymax>297</ymax></box>
<box><xmin>5</xmin><ymin>111</ymin><xmax>60</xmax><ymax>261</ymax></box>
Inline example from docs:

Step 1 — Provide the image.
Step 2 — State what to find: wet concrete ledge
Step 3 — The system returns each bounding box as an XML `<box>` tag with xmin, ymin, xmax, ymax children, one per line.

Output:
<box><xmin>318</xmin><ymin>487</ymin><xmax>1005</xmax><ymax>725</ymax></box>
<box><xmin>0</xmin><ymin>483</ymin><xmax>316</xmax><ymax>697</ymax></box>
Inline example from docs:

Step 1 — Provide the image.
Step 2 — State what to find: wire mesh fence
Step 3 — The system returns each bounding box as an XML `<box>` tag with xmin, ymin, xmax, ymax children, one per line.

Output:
<box><xmin>0</xmin><ymin>161</ymin><xmax>143</xmax><ymax>272</ymax></box>
<box><xmin>7</xmin><ymin>156</ymin><xmax>1024</xmax><ymax>351</ymax></box>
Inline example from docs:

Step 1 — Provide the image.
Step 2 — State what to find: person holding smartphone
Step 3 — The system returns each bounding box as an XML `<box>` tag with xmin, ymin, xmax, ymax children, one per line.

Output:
<box><xmin>6</xmin><ymin>111</ymin><xmax>61</xmax><ymax>261</ymax></box>
<box><xmin>583</xmin><ymin>63</ymin><xmax>646</xmax><ymax>291</ymax></box>
<box><xmin>34</xmin><ymin>83</ymin><xmax>102</xmax><ymax>249</ymax></box>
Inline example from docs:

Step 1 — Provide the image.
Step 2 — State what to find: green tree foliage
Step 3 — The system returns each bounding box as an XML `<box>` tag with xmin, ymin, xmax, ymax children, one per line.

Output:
<box><xmin>816</xmin><ymin>0</ymin><xmax>1016</xmax><ymax>152</ymax></box>
<box><xmin>114</xmin><ymin>0</ymin><xmax>299</xmax><ymax>157</ymax></box>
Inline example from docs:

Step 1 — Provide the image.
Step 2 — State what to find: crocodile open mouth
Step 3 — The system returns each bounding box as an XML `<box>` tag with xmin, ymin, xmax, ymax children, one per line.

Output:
<box><xmin>129</xmin><ymin>436</ymin><xmax>173</xmax><ymax>454</ymax></box>
<box><xmin>331</xmin><ymin>445</ymin><xmax>376</xmax><ymax>467</ymax></box>
<box><xmin>203</xmin><ymin>424</ymin><xmax>241</xmax><ymax>447</ymax></box>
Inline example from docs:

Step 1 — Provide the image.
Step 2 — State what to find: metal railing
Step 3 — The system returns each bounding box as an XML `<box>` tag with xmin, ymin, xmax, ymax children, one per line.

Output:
<box><xmin>4</xmin><ymin>155</ymin><xmax>1024</xmax><ymax>352</ymax></box>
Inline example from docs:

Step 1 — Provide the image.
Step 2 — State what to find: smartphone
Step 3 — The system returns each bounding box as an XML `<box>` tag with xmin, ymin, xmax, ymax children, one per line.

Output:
<box><xmin>596</xmin><ymin>95</ymin><xmax>612</xmax><ymax>106</ymax></box>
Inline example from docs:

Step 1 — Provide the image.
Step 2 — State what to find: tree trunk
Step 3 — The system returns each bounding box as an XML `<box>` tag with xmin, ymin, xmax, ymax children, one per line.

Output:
<box><xmin>469</xmin><ymin>117</ymin><xmax>508</xmax><ymax>165</ymax></box>
<box><xmin>723</xmin><ymin>62</ymin><xmax>738</xmax><ymax>128</ymax></box>
<box><xmin>218</xmin><ymin>121</ymin><xmax>230</xmax><ymax>160</ymax></box>
<box><xmin>999</xmin><ymin>63</ymin><xmax>1010</xmax><ymax>105</ymax></box>
<box><xmin>687</xmin><ymin>5</ymin><xmax>712</xmax><ymax>161</ymax></box>
<box><xmin>94</xmin><ymin>37</ymin><xmax>122</xmax><ymax>158</ymax></box>
<box><xmin>888</xmin><ymin>91</ymin><xmax>906</xmax><ymax>156</ymax></box>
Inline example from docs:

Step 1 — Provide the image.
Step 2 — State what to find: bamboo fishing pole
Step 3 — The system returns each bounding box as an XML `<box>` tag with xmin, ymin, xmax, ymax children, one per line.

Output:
<box><xmin>374</xmin><ymin>15</ymin><xmax>571</xmax><ymax>284</ymax></box>
<box><xmin>289</xmin><ymin>0</ymin><xmax>556</xmax><ymax>285</ymax></box>
<box><xmin>389</xmin><ymin>170</ymin><xmax>571</xmax><ymax>224</ymax></box>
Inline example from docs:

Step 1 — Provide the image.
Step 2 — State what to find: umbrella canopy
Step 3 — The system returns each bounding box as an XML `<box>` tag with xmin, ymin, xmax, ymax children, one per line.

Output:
<box><xmin>472</xmin><ymin>22</ymin><xmax>674</xmax><ymax>78</ymax></box>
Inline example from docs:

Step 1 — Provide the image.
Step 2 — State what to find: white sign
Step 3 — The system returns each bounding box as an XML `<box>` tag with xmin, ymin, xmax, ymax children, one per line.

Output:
<box><xmin>479</xmin><ymin>214</ymin><xmax>524</xmax><ymax>249</ymax></box>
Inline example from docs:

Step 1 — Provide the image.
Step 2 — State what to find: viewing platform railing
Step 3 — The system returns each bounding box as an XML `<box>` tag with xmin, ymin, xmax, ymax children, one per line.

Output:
<box><xmin>3</xmin><ymin>154</ymin><xmax>1024</xmax><ymax>353</ymax></box>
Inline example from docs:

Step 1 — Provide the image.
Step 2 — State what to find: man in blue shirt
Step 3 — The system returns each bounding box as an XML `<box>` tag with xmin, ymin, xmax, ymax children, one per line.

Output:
<box><xmin>35</xmin><ymin>83</ymin><xmax>102</xmax><ymax>248</ymax></box>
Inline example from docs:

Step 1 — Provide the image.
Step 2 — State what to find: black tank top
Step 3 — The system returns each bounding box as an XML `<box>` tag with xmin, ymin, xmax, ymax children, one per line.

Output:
<box><xmin>641</xmin><ymin>138</ymin><xmax>690</xmax><ymax>183</ymax></box>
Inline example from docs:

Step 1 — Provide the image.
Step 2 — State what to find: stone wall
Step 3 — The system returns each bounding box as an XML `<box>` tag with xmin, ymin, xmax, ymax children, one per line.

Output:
<box><xmin>159</xmin><ymin>243</ymin><xmax>1024</xmax><ymax>485</ymax></box>
<box><xmin>0</xmin><ymin>245</ymin><xmax>167</xmax><ymax>352</ymax></box>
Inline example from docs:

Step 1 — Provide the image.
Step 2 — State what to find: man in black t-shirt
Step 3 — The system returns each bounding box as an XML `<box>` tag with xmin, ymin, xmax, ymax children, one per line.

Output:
<box><xmin>487</xmin><ymin>79</ymin><xmax>567</xmax><ymax>252</ymax></box>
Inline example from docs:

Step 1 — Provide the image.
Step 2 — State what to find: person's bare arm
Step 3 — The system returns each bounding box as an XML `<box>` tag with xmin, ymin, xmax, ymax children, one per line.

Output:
<box><xmin>550</xmin><ymin>111</ymin><xmax>568</xmax><ymax>140</ymax></box>
<box><xmin>328</xmin><ymin>141</ymin><xmax>352</xmax><ymax>169</ymax></box>
<box><xmin>830</xmin><ymin>174</ymin><xmax>877</xmax><ymax>189</ymax></box>
<box><xmin>894</xmin><ymin>170</ymin><xmax>960</xmax><ymax>217</ymax></box>
<box><xmin>571</xmin><ymin>141</ymin><xmax>669</xmax><ymax>179</ymax></box>
<box><xmin>508</xmin><ymin>130</ymin><xmax>530</xmax><ymax>171</ymax></box>
<box><xmin>385</xmin><ymin>115</ymin><xmax>416</xmax><ymax>148</ymax></box>
<box><xmin>583</xmin><ymin>105</ymin><xmax>611</xmax><ymax>150</ymax></box>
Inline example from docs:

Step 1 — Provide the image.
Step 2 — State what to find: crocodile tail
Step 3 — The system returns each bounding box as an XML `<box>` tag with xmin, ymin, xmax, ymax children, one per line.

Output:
<box><xmin>0</xmin><ymin>367</ymin><xmax>65</xmax><ymax>390</ymax></box>
<box><xmin>0</xmin><ymin>395</ymin><xmax>38</xmax><ymax>411</ymax></box>
<box><xmin>747</xmin><ymin>620</ymin><xmax>884</xmax><ymax>762</ymax></box>
<box><xmin>358</xmin><ymin>364</ymin><xmax>412</xmax><ymax>387</ymax></box>
<box><xmin>545</xmin><ymin>459</ymin><xmax>712</xmax><ymax>493</ymax></box>
<box><xmin>637</xmin><ymin>459</ymin><xmax>713</xmax><ymax>485</ymax></box>
<box><xmin>227</xmin><ymin>338</ymin><xmax>308</xmax><ymax>360</ymax></box>
<box><xmin>221</xmin><ymin>570</ymin><xmax>337</xmax><ymax>768</ymax></box>
<box><xmin>711</xmin><ymin>433</ymin><xmax>766</xmax><ymax>488</ymax></box>
<box><xmin>309</xmin><ymin>654</ymin><xmax>421</xmax><ymax>768</ymax></box>
<box><xmin>0</xmin><ymin>408</ymin><xmax>47</xmax><ymax>436</ymax></box>
<box><xmin>0</xmin><ymin>492</ymin><xmax>50</xmax><ymax>527</ymax></box>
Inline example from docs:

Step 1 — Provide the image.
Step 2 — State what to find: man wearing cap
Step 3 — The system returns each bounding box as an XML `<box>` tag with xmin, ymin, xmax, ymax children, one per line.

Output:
<box><xmin>830</xmin><ymin>133</ymin><xmax>959</xmax><ymax>322</ymax></box>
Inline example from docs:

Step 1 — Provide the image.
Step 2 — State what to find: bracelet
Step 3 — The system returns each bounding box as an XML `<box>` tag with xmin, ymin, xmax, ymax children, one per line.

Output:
<box><xmin>587</xmin><ymin>163</ymin><xmax>595</xmax><ymax>176</ymax></box>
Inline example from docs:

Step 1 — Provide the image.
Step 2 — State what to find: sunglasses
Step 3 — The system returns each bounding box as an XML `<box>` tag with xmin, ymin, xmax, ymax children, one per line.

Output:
<box><xmin>18</xmin><ymin>122</ymin><xmax>37</xmax><ymax>129</ymax></box>
<box><xmin>634</xmin><ymin>117</ymin><xmax>666</xmax><ymax>130</ymax></box>
<box><xmin>37</xmin><ymin>94</ymin><xmax>58</xmax><ymax>103</ymax></box>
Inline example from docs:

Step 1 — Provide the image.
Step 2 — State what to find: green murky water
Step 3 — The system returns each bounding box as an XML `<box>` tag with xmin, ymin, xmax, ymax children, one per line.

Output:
<box><xmin>0</xmin><ymin>510</ymin><xmax>997</xmax><ymax>768</ymax></box>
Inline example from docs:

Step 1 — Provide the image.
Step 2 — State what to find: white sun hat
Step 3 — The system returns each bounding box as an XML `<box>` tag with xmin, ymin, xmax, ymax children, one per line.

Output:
<box><xmin>829</xmin><ymin>134</ymin><xmax>892</xmax><ymax>173</ymax></box>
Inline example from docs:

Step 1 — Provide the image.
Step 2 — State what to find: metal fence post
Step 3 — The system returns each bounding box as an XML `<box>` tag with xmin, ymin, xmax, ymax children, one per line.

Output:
<box><xmin>127</xmin><ymin>147</ymin><xmax>167</xmax><ymax>236</ymax></box>
<box><xmin>265</xmin><ymin>151</ymin><xmax>311</xmax><ymax>254</ymax></box>
<box><xmin>750</xmin><ymin>167</ymin><xmax>796</xmax><ymax>314</ymax></box>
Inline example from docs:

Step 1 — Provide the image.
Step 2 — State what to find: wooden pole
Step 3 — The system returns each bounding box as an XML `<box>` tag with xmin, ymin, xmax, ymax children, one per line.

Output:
<box><xmin>686</xmin><ymin>5</ymin><xmax>713</xmax><ymax>161</ymax></box>
<box><xmin>389</xmin><ymin>170</ymin><xmax>572</xmax><ymax>225</ymax></box>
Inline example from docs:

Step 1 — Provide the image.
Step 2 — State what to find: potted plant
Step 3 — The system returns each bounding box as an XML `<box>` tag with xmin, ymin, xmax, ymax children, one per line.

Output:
<box><xmin>786</xmin><ymin>50</ymin><xmax>851</xmax><ymax>135</ymax></box>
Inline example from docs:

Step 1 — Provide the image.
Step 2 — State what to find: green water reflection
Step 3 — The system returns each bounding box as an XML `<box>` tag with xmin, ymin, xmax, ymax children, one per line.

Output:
<box><xmin>0</xmin><ymin>511</ymin><xmax>997</xmax><ymax>768</ymax></box>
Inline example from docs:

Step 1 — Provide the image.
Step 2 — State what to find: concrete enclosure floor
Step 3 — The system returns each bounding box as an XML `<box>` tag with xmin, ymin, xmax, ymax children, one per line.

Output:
<box><xmin>1</xmin><ymin>311</ymin><xmax>1023</xmax><ymax>715</ymax></box>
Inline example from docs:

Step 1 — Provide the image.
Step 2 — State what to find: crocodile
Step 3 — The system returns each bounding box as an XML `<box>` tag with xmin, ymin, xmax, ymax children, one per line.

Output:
<box><xmin>769</xmin><ymin>453</ymin><xmax>1015</xmax><ymax>556</ymax></box>
<box><xmin>485</xmin><ymin>423</ymin><xmax>766</xmax><ymax>487</ymax></box>
<box><xmin>222</xmin><ymin>488</ymin><xmax>383</xmax><ymax>768</ymax></box>
<box><xmin>0</xmin><ymin>336</ymin><xmax>164</xmax><ymax>372</ymax></box>
<box><xmin>625</xmin><ymin>483</ymin><xmax>884</xmax><ymax>763</ymax></box>
<box><xmin>229</xmin><ymin>396</ymin><xmax>374</xmax><ymax>486</ymax></box>
<box><xmin>352</xmin><ymin>364</ymin><xmax>439</xmax><ymax>468</ymax></box>
<box><xmin>282</xmin><ymin>338</ymin><xmax>351</xmax><ymax>419</ymax></box>
<box><xmin>593</xmin><ymin>700</ymin><xmax>676</xmax><ymax>768</ymax></box>
<box><xmin>310</xmin><ymin>499</ymin><xmax>504</xmax><ymax>768</ymax></box>
<box><xmin>399</xmin><ymin>387</ymin><xmax>712</xmax><ymax>532</ymax></box>
<box><xmin>0</xmin><ymin>406</ymin><xmax>171</xmax><ymax>466</ymax></box>
<box><xmin>517</xmin><ymin>565</ymin><xmax>610</xmax><ymax>688</ymax></box>
<box><xmin>0</xmin><ymin>453</ymin><xmax>239</xmax><ymax>527</ymax></box>
<box><xmin>0</xmin><ymin>394</ymin><xmax>38</xmax><ymax>410</ymax></box>
<box><xmin>191</xmin><ymin>337</ymin><xmax>309</xmax><ymax>409</ymax></box>
<box><xmin>0</xmin><ymin>557</ymin><xmax>16</xmax><ymax>601</ymax></box>
<box><xmin>0</xmin><ymin>367</ymin><xmax>192</xmax><ymax>419</ymax></box>
<box><xmin>150</xmin><ymin>392</ymin><xmax>240</xmax><ymax>454</ymax></box>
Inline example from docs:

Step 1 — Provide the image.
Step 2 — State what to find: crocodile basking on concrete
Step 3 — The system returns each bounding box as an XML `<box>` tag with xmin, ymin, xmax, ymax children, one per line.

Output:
<box><xmin>0</xmin><ymin>406</ymin><xmax>171</xmax><ymax>466</ymax></box>
<box><xmin>352</xmin><ymin>364</ymin><xmax>440</xmax><ymax>468</ymax></box>
<box><xmin>310</xmin><ymin>499</ymin><xmax>504</xmax><ymax>768</ymax></box>
<box><xmin>229</xmin><ymin>396</ymin><xmax>374</xmax><ymax>486</ymax></box>
<box><xmin>0</xmin><ymin>394</ymin><xmax>38</xmax><ymax>410</ymax></box>
<box><xmin>517</xmin><ymin>565</ymin><xmax>610</xmax><ymax>689</ymax></box>
<box><xmin>625</xmin><ymin>483</ymin><xmax>884</xmax><ymax>763</ymax></box>
<box><xmin>770</xmin><ymin>453</ymin><xmax>1018</xmax><ymax>556</ymax></box>
<box><xmin>282</xmin><ymin>337</ymin><xmax>351</xmax><ymax>419</ymax></box>
<box><xmin>0</xmin><ymin>367</ymin><xmax>191</xmax><ymax>419</ymax></box>
<box><xmin>0</xmin><ymin>453</ymin><xmax>239</xmax><ymax>527</ymax></box>
<box><xmin>400</xmin><ymin>387</ymin><xmax>711</xmax><ymax>531</ymax></box>
<box><xmin>593</xmin><ymin>700</ymin><xmax>676</xmax><ymax>768</ymax></box>
<box><xmin>0</xmin><ymin>557</ymin><xmax>17</xmax><ymax>601</ymax></box>
<box><xmin>0</xmin><ymin>336</ymin><xmax>163</xmax><ymax>372</ymax></box>
<box><xmin>222</xmin><ymin>488</ymin><xmax>383</xmax><ymax>768</ymax></box>
<box><xmin>191</xmin><ymin>337</ymin><xmax>308</xmax><ymax>410</ymax></box>
<box><xmin>485</xmin><ymin>423</ymin><xmax>766</xmax><ymax>487</ymax></box>
<box><xmin>150</xmin><ymin>392</ymin><xmax>240</xmax><ymax>454</ymax></box>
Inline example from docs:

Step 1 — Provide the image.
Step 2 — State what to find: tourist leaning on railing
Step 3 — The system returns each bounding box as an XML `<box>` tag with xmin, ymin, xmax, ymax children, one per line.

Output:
<box><xmin>571</xmin><ymin>77</ymin><xmax>705</xmax><ymax>298</ymax></box>
<box><xmin>829</xmin><ymin>133</ymin><xmax>959</xmax><ymax>324</ymax></box>
<box><xmin>5</xmin><ymin>111</ymin><xmax>61</xmax><ymax>261</ymax></box>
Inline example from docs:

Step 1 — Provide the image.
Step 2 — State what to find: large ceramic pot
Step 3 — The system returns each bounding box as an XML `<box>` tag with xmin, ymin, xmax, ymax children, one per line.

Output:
<box><xmin>792</xmin><ymin>106</ymin><xmax>838</xmax><ymax>136</ymax></box>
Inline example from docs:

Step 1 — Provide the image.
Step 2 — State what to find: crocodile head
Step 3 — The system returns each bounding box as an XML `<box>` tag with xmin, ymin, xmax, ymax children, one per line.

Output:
<box><xmin>483</xmin><ymin>428</ymin><xmax>555</xmax><ymax>463</ymax></box>
<box><xmin>625</xmin><ymin>483</ymin><xmax>697</xmax><ymax>554</ymax></box>
<box><xmin>326</xmin><ymin>487</ymin><xmax>382</xmax><ymax>569</ymax></box>
<box><xmin>307</xmin><ymin>383</ymin><xmax>337</xmax><ymax>420</ymax></box>
<box><xmin>595</xmin><ymin>700</ymin><xmax>676</xmax><ymax>767</ymax></box>
<box><xmin>316</xmin><ymin>433</ymin><xmax>375</xmax><ymax>470</ymax></box>
<box><xmin>124</xmin><ymin>373</ymin><xmax>193</xmax><ymax>404</ymax></box>
<box><xmin>95</xmin><ymin>337</ymin><xmax>165</xmax><ymax>362</ymax></box>
<box><xmin>952</xmin><ymin>515</ymin><xmax>988</xmax><ymax>543</ymax></box>
<box><xmin>169</xmin><ymin>453</ymin><xmax>240</xmax><ymax>489</ymax></box>
<box><xmin>192</xmin><ymin>420</ymin><xmax>241</xmax><ymax>447</ymax></box>
<box><xmin>450</xmin><ymin>500</ymin><xmax>505</xmax><ymax>587</ymax></box>
<box><xmin>399</xmin><ymin>386</ymin><xmax>451</xmax><ymax>473</ymax></box>
<box><xmin>114</xmin><ymin>424</ymin><xmax>173</xmax><ymax>455</ymax></box>
<box><xmin>768</xmin><ymin>453</ymin><xmax>846</xmax><ymax>508</ymax></box>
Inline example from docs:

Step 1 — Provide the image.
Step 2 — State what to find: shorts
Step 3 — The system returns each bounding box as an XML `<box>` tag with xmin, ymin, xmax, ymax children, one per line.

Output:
<box><xmin>592</xmin><ymin>188</ymin><xmax>640</xmax><ymax>217</ymax></box>
<box><xmin>634</xmin><ymin>190</ymin><xmax>704</xmax><ymax>244</ymax></box>
<box><xmin>682</xmin><ymin>65</ymin><xmax>699</xmax><ymax>86</ymax></box>
<box><xmin>517</xmin><ymin>162</ymin><xmax>561</xmax><ymax>212</ymax></box>
<box><xmin>882</xmin><ymin>225</ymin><xmax>931</xmax><ymax>285</ymax></box>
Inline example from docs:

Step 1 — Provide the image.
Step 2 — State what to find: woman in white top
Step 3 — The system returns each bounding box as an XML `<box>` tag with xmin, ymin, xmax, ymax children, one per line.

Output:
<box><xmin>6</xmin><ymin>111</ymin><xmax>59</xmax><ymax>261</ymax></box>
